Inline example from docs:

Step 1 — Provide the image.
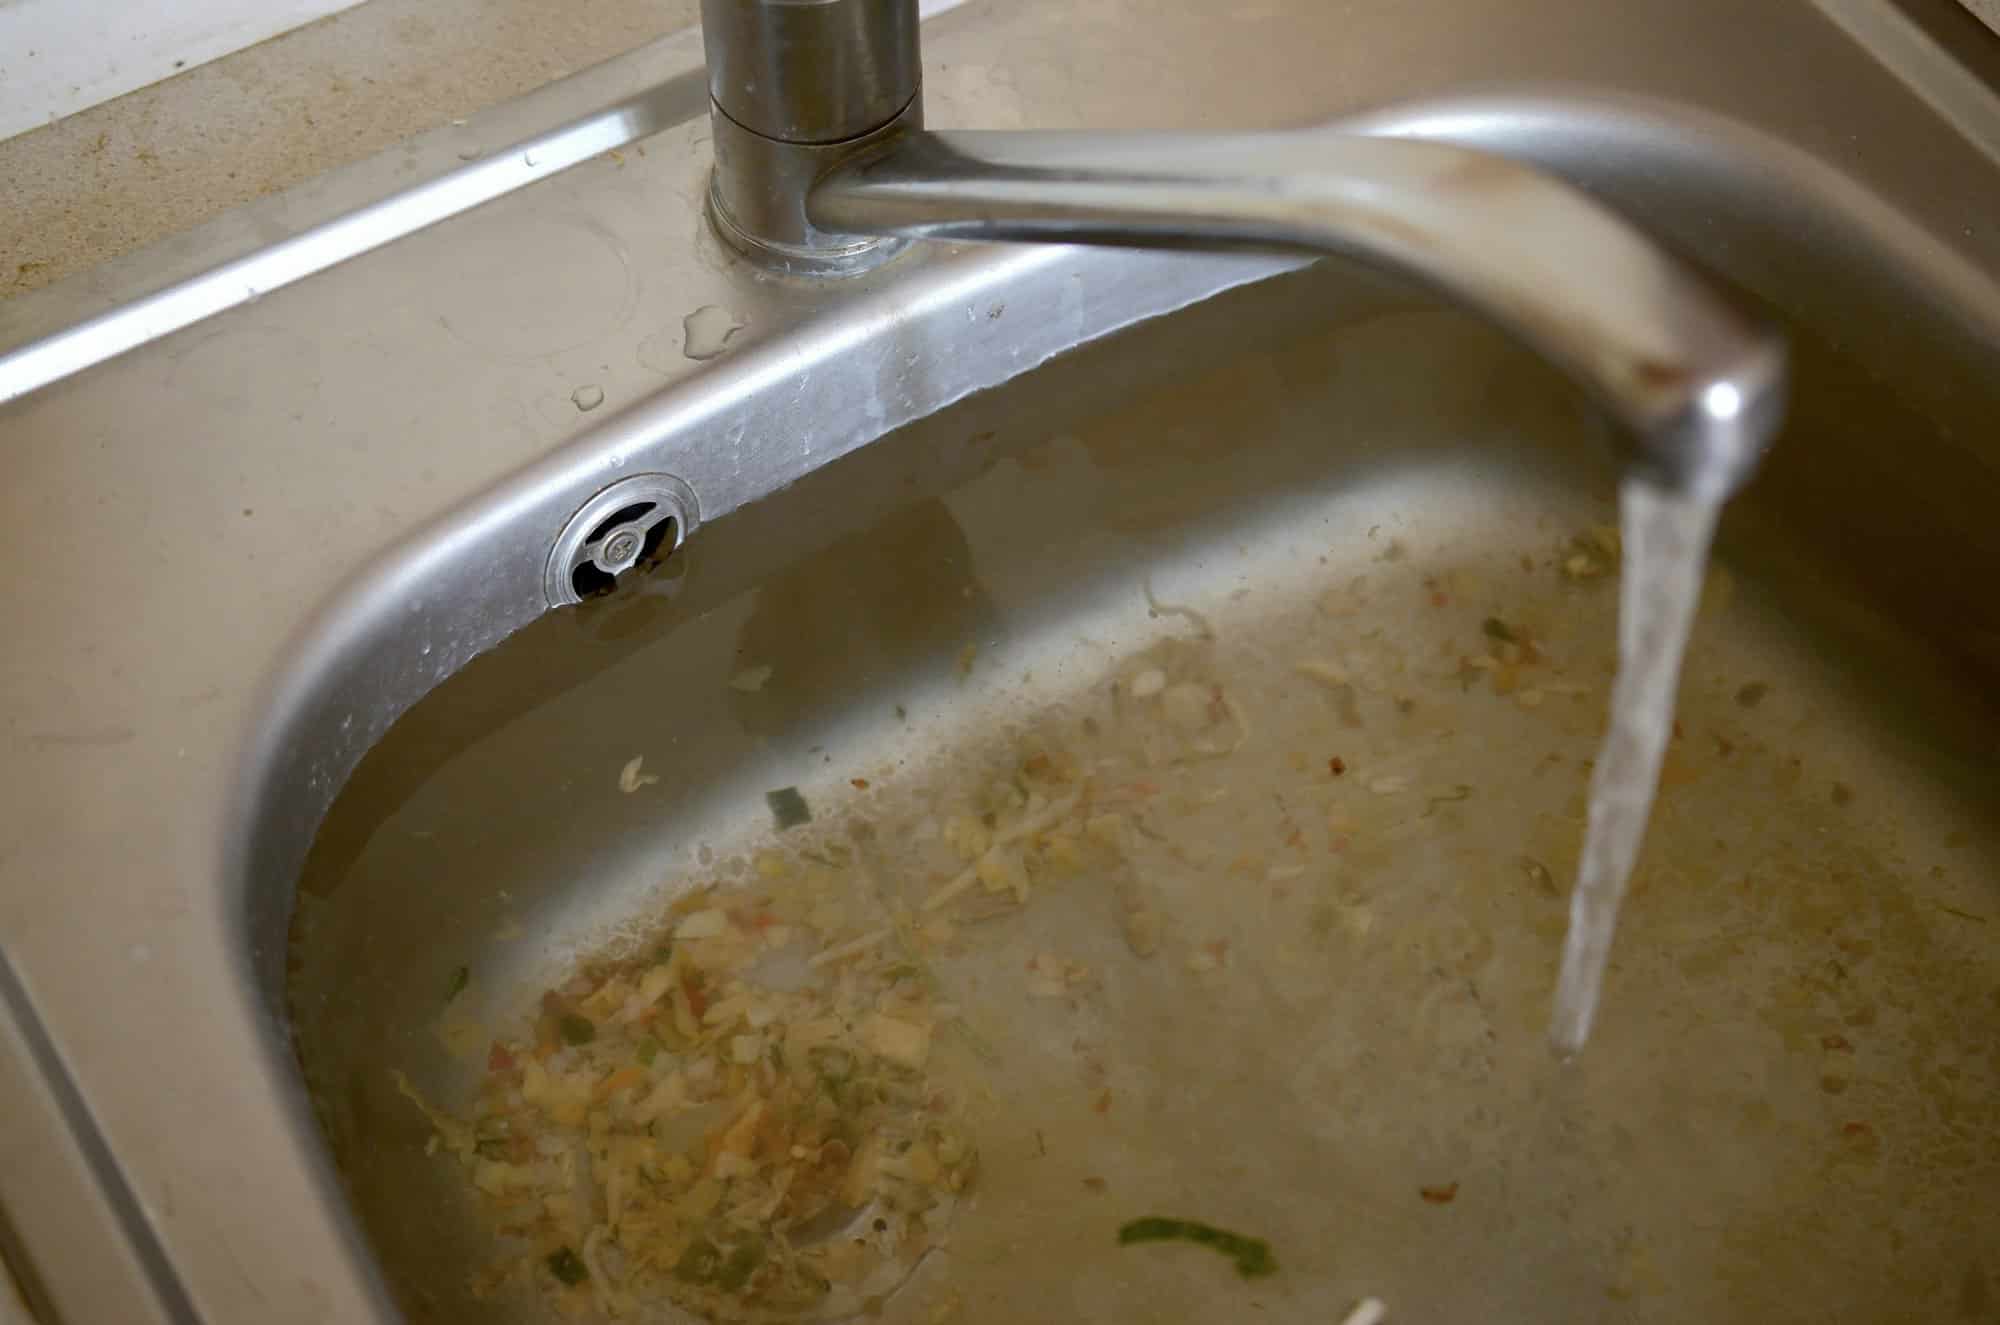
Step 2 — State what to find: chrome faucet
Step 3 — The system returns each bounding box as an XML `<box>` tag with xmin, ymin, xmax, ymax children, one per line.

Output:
<box><xmin>700</xmin><ymin>0</ymin><xmax>1786</xmax><ymax>497</ymax></box>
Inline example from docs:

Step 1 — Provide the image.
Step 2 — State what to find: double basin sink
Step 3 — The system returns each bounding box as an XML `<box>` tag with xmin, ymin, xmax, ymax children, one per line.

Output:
<box><xmin>2</xmin><ymin>0</ymin><xmax>1998</xmax><ymax>1320</ymax></box>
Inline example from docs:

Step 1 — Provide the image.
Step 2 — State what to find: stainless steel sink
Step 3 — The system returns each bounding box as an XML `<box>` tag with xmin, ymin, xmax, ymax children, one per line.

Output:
<box><xmin>3</xmin><ymin>1</ymin><xmax>2000</xmax><ymax>1322</ymax></box>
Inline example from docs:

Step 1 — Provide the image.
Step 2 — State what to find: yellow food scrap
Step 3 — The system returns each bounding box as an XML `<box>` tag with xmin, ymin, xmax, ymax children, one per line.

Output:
<box><xmin>859</xmin><ymin>1012</ymin><xmax>931</xmax><ymax>1069</ymax></box>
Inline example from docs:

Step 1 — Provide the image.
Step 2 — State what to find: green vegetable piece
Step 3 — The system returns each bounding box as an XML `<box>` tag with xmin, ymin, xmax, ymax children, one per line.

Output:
<box><xmin>674</xmin><ymin>1240</ymin><xmax>721</xmax><ymax>1284</ymax></box>
<box><xmin>766</xmin><ymin>786</ymin><xmax>812</xmax><ymax>830</ymax></box>
<box><xmin>1481</xmin><ymin>616</ymin><xmax>1517</xmax><ymax>643</ymax></box>
<box><xmin>1117</xmin><ymin>1216</ymin><xmax>1278</xmax><ymax>1279</ymax></box>
<box><xmin>547</xmin><ymin>1246</ymin><xmax>589</xmax><ymax>1286</ymax></box>
<box><xmin>636</xmin><ymin>1037</ymin><xmax>662</xmax><ymax>1067</ymax></box>
<box><xmin>716</xmin><ymin>1241</ymin><xmax>765</xmax><ymax>1292</ymax></box>
<box><xmin>558</xmin><ymin>1013</ymin><xmax>597</xmax><ymax>1046</ymax></box>
<box><xmin>444</xmin><ymin>964</ymin><xmax>469</xmax><ymax>1003</ymax></box>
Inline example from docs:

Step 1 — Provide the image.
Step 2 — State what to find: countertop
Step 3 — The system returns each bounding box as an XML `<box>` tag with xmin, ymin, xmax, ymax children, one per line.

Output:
<box><xmin>0</xmin><ymin>0</ymin><xmax>698</xmax><ymax>303</ymax></box>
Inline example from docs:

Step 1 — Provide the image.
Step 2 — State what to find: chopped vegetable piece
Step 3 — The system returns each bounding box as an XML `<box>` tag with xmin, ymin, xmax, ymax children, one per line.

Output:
<box><xmin>675</xmin><ymin>908</ymin><xmax>729</xmax><ymax>940</ymax></box>
<box><xmin>636</xmin><ymin>1037</ymin><xmax>662</xmax><ymax>1067</ymax></box>
<box><xmin>619</xmin><ymin>755</ymin><xmax>661</xmax><ymax>793</ymax></box>
<box><xmin>766</xmin><ymin>786</ymin><xmax>812</xmax><ymax>830</ymax></box>
<box><xmin>716</xmin><ymin>1241</ymin><xmax>766</xmax><ymax>1292</ymax></box>
<box><xmin>1419</xmin><ymin>1182</ymin><xmax>1459</xmax><ymax>1204</ymax></box>
<box><xmin>1481</xmin><ymin>617</ymin><xmax>1517</xmax><ymax>643</ymax></box>
<box><xmin>1340</xmin><ymin>1299</ymin><xmax>1389</xmax><ymax>1325</ymax></box>
<box><xmin>1117</xmin><ymin>1217</ymin><xmax>1277</xmax><ymax>1279</ymax></box>
<box><xmin>547</xmin><ymin>1246</ymin><xmax>589</xmax><ymax>1286</ymax></box>
<box><xmin>558</xmin><ymin>1014</ymin><xmax>596</xmax><ymax>1046</ymax></box>
<box><xmin>445</xmin><ymin>964</ymin><xmax>469</xmax><ymax>1003</ymax></box>
<box><xmin>674</xmin><ymin>1240</ymin><xmax>722</xmax><ymax>1284</ymax></box>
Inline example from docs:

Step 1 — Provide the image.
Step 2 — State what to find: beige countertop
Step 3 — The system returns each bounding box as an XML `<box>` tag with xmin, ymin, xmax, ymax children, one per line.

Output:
<box><xmin>0</xmin><ymin>0</ymin><xmax>697</xmax><ymax>302</ymax></box>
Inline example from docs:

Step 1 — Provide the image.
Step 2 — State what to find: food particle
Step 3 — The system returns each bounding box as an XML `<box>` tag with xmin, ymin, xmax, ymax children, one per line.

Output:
<box><xmin>444</xmin><ymin>964</ymin><xmax>469</xmax><ymax>1003</ymax></box>
<box><xmin>1481</xmin><ymin>617</ymin><xmax>1518</xmax><ymax>643</ymax></box>
<box><xmin>1340</xmin><ymin>1299</ymin><xmax>1389</xmax><ymax>1325</ymax></box>
<box><xmin>619</xmin><ymin>755</ymin><xmax>660</xmax><ymax>793</ymax></box>
<box><xmin>1735</xmin><ymin>681</ymin><xmax>1769</xmax><ymax>708</ymax></box>
<box><xmin>1117</xmin><ymin>1216</ymin><xmax>1277</xmax><ymax>1279</ymax></box>
<box><xmin>859</xmin><ymin>1011</ymin><xmax>931</xmax><ymax>1068</ymax></box>
<box><xmin>765</xmin><ymin>786</ymin><xmax>813</xmax><ymax>830</ymax></box>
<box><xmin>1026</xmin><ymin>952</ymin><xmax>1092</xmax><ymax>997</ymax></box>
<box><xmin>805</xmin><ymin>925</ymin><xmax>894</xmax><ymax>969</ymax></box>
<box><xmin>1368</xmin><ymin>775</ymin><xmax>1409</xmax><ymax>795</ymax></box>
<box><xmin>1293</xmin><ymin>660</ymin><xmax>1351</xmax><ymax>688</ymax></box>
<box><xmin>547</xmin><ymin>1246</ymin><xmax>589</xmax><ymax>1286</ymax></box>
<box><xmin>409</xmin><ymin>854</ymin><xmax>977</xmax><ymax>1320</ymax></box>
<box><xmin>1419</xmin><ymin>1182</ymin><xmax>1459</xmax><ymax>1204</ymax></box>
<box><xmin>675</xmin><ymin>908</ymin><xmax>729</xmax><ymax>940</ymax></box>
<box><xmin>1185</xmin><ymin>940</ymin><xmax>1227</xmax><ymax>973</ymax></box>
<box><xmin>729</xmin><ymin>664</ymin><xmax>774</xmax><ymax>693</ymax></box>
<box><xmin>1328</xmin><ymin>756</ymin><xmax>1346</xmax><ymax>776</ymax></box>
<box><xmin>1117</xmin><ymin>879</ymin><xmax>1162</xmax><ymax>958</ymax></box>
<box><xmin>1129</xmin><ymin>668</ymin><xmax>1167</xmax><ymax>698</ymax></box>
<box><xmin>923</xmin><ymin>789</ymin><xmax>1082</xmax><ymax>911</ymax></box>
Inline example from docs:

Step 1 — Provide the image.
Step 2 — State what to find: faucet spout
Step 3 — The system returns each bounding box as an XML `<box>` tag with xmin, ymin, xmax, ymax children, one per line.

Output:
<box><xmin>808</xmin><ymin>128</ymin><xmax>1786</xmax><ymax>498</ymax></box>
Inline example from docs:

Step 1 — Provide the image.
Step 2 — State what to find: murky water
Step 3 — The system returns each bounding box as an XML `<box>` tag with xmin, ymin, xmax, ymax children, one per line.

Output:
<box><xmin>1550</xmin><ymin>479</ymin><xmax>1722</xmax><ymax>1054</ymax></box>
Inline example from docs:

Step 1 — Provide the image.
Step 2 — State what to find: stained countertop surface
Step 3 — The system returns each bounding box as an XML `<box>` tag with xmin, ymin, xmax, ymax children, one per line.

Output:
<box><xmin>0</xmin><ymin>0</ymin><xmax>698</xmax><ymax>304</ymax></box>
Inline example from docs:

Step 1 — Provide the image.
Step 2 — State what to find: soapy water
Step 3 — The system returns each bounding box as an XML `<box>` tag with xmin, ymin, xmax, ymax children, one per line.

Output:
<box><xmin>1550</xmin><ymin>478</ymin><xmax>1721</xmax><ymax>1055</ymax></box>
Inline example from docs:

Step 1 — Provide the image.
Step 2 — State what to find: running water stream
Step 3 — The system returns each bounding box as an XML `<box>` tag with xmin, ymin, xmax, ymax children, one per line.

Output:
<box><xmin>1549</xmin><ymin>478</ymin><xmax>1723</xmax><ymax>1055</ymax></box>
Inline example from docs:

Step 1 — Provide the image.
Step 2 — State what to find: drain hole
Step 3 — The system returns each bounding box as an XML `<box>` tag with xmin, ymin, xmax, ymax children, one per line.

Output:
<box><xmin>546</xmin><ymin>474</ymin><xmax>698</xmax><ymax>609</ymax></box>
<box><xmin>570</xmin><ymin>515</ymin><xmax>678</xmax><ymax>600</ymax></box>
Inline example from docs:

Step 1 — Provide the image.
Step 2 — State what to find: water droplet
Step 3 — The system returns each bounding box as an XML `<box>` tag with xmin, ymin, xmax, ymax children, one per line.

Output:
<box><xmin>682</xmin><ymin>304</ymin><xmax>745</xmax><ymax>361</ymax></box>
<box><xmin>571</xmin><ymin>384</ymin><xmax>605</xmax><ymax>412</ymax></box>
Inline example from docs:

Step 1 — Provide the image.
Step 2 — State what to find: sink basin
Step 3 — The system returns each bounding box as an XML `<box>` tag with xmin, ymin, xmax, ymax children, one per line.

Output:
<box><xmin>293</xmin><ymin>266</ymin><xmax>2000</xmax><ymax>1322</ymax></box>
<box><xmin>4</xmin><ymin>0</ymin><xmax>2000</xmax><ymax>1321</ymax></box>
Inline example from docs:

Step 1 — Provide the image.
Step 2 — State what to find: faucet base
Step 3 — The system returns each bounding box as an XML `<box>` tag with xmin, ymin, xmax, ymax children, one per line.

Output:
<box><xmin>705</xmin><ymin>96</ymin><xmax>920</xmax><ymax>278</ymax></box>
